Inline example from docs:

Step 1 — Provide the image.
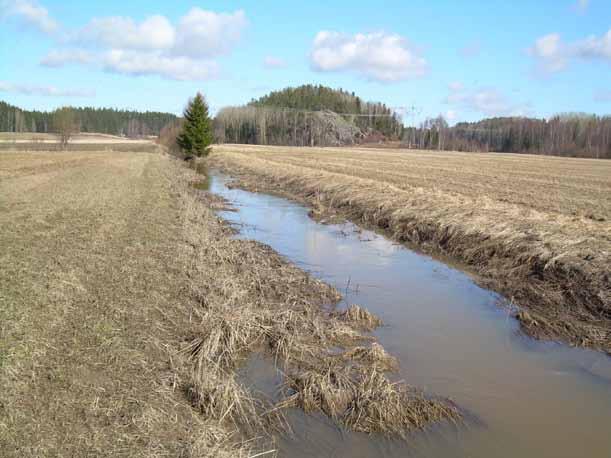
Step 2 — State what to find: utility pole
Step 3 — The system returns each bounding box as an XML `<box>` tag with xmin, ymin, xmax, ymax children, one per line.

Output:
<box><xmin>406</xmin><ymin>104</ymin><xmax>422</xmax><ymax>149</ymax></box>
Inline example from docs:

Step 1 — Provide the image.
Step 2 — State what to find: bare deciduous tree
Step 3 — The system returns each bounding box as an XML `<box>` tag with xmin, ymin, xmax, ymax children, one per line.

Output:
<box><xmin>52</xmin><ymin>107</ymin><xmax>77</xmax><ymax>148</ymax></box>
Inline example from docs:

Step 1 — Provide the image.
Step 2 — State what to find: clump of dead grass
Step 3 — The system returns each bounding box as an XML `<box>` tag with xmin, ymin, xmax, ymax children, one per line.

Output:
<box><xmin>280</xmin><ymin>364</ymin><xmax>458</xmax><ymax>437</ymax></box>
<box><xmin>343</xmin><ymin>369</ymin><xmax>459</xmax><ymax>436</ymax></box>
<box><xmin>334</xmin><ymin>304</ymin><xmax>383</xmax><ymax>330</ymax></box>
<box><xmin>281</xmin><ymin>365</ymin><xmax>355</xmax><ymax>419</ymax></box>
<box><xmin>184</xmin><ymin>368</ymin><xmax>287</xmax><ymax>438</ymax></box>
<box><xmin>342</xmin><ymin>342</ymin><xmax>398</xmax><ymax>371</ymax></box>
<box><xmin>184</xmin><ymin>308</ymin><xmax>265</xmax><ymax>373</ymax></box>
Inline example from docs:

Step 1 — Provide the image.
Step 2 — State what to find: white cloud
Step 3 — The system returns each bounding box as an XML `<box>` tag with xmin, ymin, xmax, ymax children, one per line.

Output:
<box><xmin>41</xmin><ymin>8</ymin><xmax>247</xmax><ymax>81</ymax></box>
<box><xmin>529</xmin><ymin>33</ymin><xmax>567</xmax><ymax>73</ymax></box>
<box><xmin>310</xmin><ymin>31</ymin><xmax>428</xmax><ymax>82</ymax></box>
<box><xmin>76</xmin><ymin>15</ymin><xmax>175</xmax><ymax>51</ymax></box>
<box><xmin>529</xmin><ymin>29</ymin><xmax>611</xmax><ymax>75</ymax></box>
<box><xmin>1</xmin><ymin>0</ymin><xmax>57</xmax><ymax>34</ymax></box>
<box><xmin>445</xmin><ymin>82</ymin><xmax>531</xmax><ymax>117</ymax></box>
<box><xmin>174</xmin><ymin>8</ymin><xmax>246</xmax><ymax>58</ymax></box>
<box><xmin>574</xmin><ymin>29</ymin><xmax>611</xmax><ymax>60</ymax></box>
<box><xmin>263</xmin><ymin>56</ymin><xmax>286</xmax><ymax>69</ymax></box>
<box><xmin>0</xmin><ymin>80</ymin><xmax>94</xmax><ymax>97</ymax></box>
<box><xmin>41</xmin><ymin>49</ymin><xmax>93</xmax><ymax>67</ymax></box>
<box><xmin>102</xmin><ymin>50</ymin><xmax>219</xmax><ymax>81</ymax></box>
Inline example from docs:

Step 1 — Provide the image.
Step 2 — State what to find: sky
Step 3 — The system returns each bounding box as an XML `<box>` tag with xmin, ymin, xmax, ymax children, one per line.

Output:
<box><xmin>0</xmin><ymin>0</ymin><xmax>610</xmax><ymax>125</ymax></box>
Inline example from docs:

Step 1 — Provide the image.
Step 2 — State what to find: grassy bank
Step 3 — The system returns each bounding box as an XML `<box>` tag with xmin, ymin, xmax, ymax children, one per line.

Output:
<box><xmin>209</xmin><ymin>144</ymin><xmax>611</xmax><ymax>354</ymax></box>
<box><xmin>0</xmin><ymin>151</ymin><xmax>456</xmax><ymax>457</ymax></box>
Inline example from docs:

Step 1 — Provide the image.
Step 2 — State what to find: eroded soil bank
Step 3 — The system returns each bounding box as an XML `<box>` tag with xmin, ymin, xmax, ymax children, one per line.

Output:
<box><xmin>208</xmin><ymin>146</ymin><xmax>611</xmax><ymax>354</ymax></box>
<box><xmin>0</xmin><ymin>151</ymin><xmax>456</xmax><ymax>457</ymax></box>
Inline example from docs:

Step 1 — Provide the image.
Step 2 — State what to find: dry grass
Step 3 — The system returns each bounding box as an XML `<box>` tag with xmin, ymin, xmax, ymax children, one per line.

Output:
<box><xmin>0</xmin><ymin>150</ymin><xmax>270</xmax><ymax>457</ymax></box>
<box><xmin>280</xmin><ymin>366</ymin><xmax>458</xmax><ymax>438</ymax></box>
<box><xmin>210</xmin><ymin>144</ymin><xmax>611</xmax><ymax>354</ymax></box>
<box><xmin>334</xmin><ymin>304</ymin><xmax>384</xmax><ymax>330</ymax></box>
<box><xmin>341</xmin><ymin>343</ymin><xmax>398</xmax><ymax>372</ymax></box>
<box><xmin>0</xmin><ymin>149</ymin><xmax>458</xmax><ymax>457</ymax></box>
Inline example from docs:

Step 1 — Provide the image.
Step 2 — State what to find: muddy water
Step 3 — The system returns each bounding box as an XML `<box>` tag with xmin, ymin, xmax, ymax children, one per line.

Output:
<box><xmin>208</xmin><ymin>172</ymin><xmax>611</xmax><ymax>458</ymax></box>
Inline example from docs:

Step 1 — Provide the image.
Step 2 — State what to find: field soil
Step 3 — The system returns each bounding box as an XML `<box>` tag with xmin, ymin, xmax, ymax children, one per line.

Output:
<box><xmin>0</xmin><ymin>150</ymin><xmax>456</xmax><ymax>457</ymax></box>
<box><xmin>0</xmin><ymin>132</ymin><xmax>153</xmax><ymax>144</ymax></box>
<box><xmin>209</xmin><ymin>144</ymin><xmax>611</xmax><ymax>354</ymax></box>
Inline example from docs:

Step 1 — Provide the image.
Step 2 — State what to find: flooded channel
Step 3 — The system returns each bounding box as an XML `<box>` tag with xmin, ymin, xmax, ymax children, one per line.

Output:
<box><xmin>208</xmin><ymin>171</ymin><xmax>611</xmax><ymax>458</ymax></box>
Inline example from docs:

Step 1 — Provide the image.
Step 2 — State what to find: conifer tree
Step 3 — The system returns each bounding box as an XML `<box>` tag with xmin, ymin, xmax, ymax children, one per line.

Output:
<box><xmin>177</xmin><ymin>93</ymin><xmax>213</xmax><ymax>158</ymax></box>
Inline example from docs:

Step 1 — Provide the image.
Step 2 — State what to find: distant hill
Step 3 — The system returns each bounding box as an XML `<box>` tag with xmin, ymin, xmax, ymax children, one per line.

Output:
<box><xmin>250</xmin><ymin>84</ymin><xmax>402</xmax><ymax>138</ymax></box>
<box><xmin>215</xmin><ymin>85</ymin><xmax>403</xmax><ymax>146</ymax></box>
<box><xmin>0</xmin><ymin>100</ymin><xmax>176</xmax><ymax>138</ymax></box>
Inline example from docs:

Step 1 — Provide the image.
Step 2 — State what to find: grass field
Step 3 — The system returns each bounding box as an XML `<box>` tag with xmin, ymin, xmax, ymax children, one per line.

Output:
<box><xmin>210</xmin><ymin>144</ymin><xmax>611</xmax><ymax>353</ymax></box>
<box><xmin>0</xmin><ymin>150</ymin><xmax>455</xmax><ymax>456</ymax></box>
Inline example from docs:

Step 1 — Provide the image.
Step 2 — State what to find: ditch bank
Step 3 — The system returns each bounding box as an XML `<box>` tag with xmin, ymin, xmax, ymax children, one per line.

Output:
<box><xmin>208</xmin><ymin>151</ymin><xmax>611</xmax><ymax>355</ymax></box>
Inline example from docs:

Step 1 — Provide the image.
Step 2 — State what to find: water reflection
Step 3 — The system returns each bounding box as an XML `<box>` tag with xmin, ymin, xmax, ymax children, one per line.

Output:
<box><xmin>210</xmin><ymin>172</ymin><xmax>611</xmax><ymax>458</ymax></box>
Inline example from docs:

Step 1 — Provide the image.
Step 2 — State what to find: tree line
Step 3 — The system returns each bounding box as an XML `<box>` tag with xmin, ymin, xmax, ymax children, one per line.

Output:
<box><xmin>405</xmin><ymin>114</ymin><xmax>611</xmax><ymax>159</ymax></box>
<box><xmin>4</xmin><ymin>89</ymin><xmax>610</xmax><ymax>159</ymax></box>
<box><xmin>0</xmin><ymin>100</ymin><xmax>176</xmax><ymax>137</ymax></box>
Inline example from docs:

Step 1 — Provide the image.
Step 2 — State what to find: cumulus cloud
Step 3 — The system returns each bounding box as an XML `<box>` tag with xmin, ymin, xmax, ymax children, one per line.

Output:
<box><xmin>40</xmin><ymin>49</ymin><xmax>93</xmax><ymax>67</ymax></box>
<box><xmin>310</xmin><ymin>31</ymin><xmax>428</xmax><ymax>82</ymax></box>
<box><xmin>41</xmin><ymin>7</ymin><xmax>247</xmax><ymax>81</ymax></box>
<box><xmin>75</xmin><ymin>15</ymin><xmax>175</xmax><ymax>51</ymax></box>
<box><xmin>0</xmin><ymin>0</ymin><xmax>57</xmax><ymax>34</ymax></box>
<box><xmin>174</xmin><ymin>9</ymin><xmax>246</xmax><ymax>58</ymax></box>
<box><xmin>529</xmin><ymin>29</ymin><xmax>611</xmax><ymax>75</ymax></box>
<box><xmin>574</xmin><ymin>29</ymin><xmax>611</xmax><ymax>60</ymax></box>
<box><xmin>444</xmin><ymin>82</ymin><xmax>531</xmax><ymax>117</ymax></box>
<box><xmin>0</xmin><ymin>80</ymin><xmax>94</xmax><ymax>97</ymax></box>
<box><xmin>263</xmin><ymin>56</ymin><xmax>286</xmax><ymax>69</ymax></box>
<box><xmin>102</xmin><ymin>50</ymin><xmax>219</xmax><ymax>80</ymax></box>
<box><xmin>529</xmin><ymin>33</ymin><xmax>567</xmax><ymax>73</ymax></box>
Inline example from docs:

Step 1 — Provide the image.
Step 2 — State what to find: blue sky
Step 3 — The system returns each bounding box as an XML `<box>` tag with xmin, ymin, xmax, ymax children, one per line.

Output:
<box><xmin>0</xmin><ymin>0</ymin><xmax>609</xmax><ymax>125</ymax></box>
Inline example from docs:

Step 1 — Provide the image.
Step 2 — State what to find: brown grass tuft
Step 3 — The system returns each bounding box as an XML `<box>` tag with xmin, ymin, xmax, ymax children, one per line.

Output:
<box><xmin>342</xmin><ymin>343</ymin><xmax>398</xmax><ymax>371</ymax></box>
<box><xmin>281</xmin><ymin>365</ymin><xmax>355</xmax><ymax>419</ymax></box>
<box><xmin>185</xmin><ymin>372</ymin><xmax>267</xmax><ymax>434</ymax></box>
<box><xmin>343</xmin><ymin>368</ymin><xmax>460</xmax><ymax>437</ymax></box>
<box><xmin>281</xmin><ymin>364</ymin><xmax>458</xmax><ymax>437</ymax></box>
<box><xmin>334</xmin><ymin>304</ymin><xmax>383</xmax><ymax>330</ymax></box>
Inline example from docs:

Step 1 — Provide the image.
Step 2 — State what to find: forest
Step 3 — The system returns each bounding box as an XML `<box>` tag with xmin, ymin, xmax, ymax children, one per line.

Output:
<box><xmin>215</xmin><ymin>85</ymin><xmax>403</xmax><ymax>146</ymax></box>
<box><xmin>0</xmin><ymin>101</ymin><xmax>176</xmax><ymax>137</ymax></box>
<box><xmin>405</xmin><ymin>114</ymin><xmax>611</xmax><ymax>159</ymax></box>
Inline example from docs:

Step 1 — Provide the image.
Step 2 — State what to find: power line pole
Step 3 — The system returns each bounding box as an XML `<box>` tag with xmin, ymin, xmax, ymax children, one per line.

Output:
<box><xmin>405</xmin><ymin>104</ymin><xmax>422</xmax><ymax>149</ymax></box>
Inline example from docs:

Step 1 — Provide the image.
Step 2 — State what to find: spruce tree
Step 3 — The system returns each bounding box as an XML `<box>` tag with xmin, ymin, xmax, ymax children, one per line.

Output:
<box><xmin>177</xmin><ymin>93</ymin><xmax>213</xmax><ymax>158</ymax></box>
